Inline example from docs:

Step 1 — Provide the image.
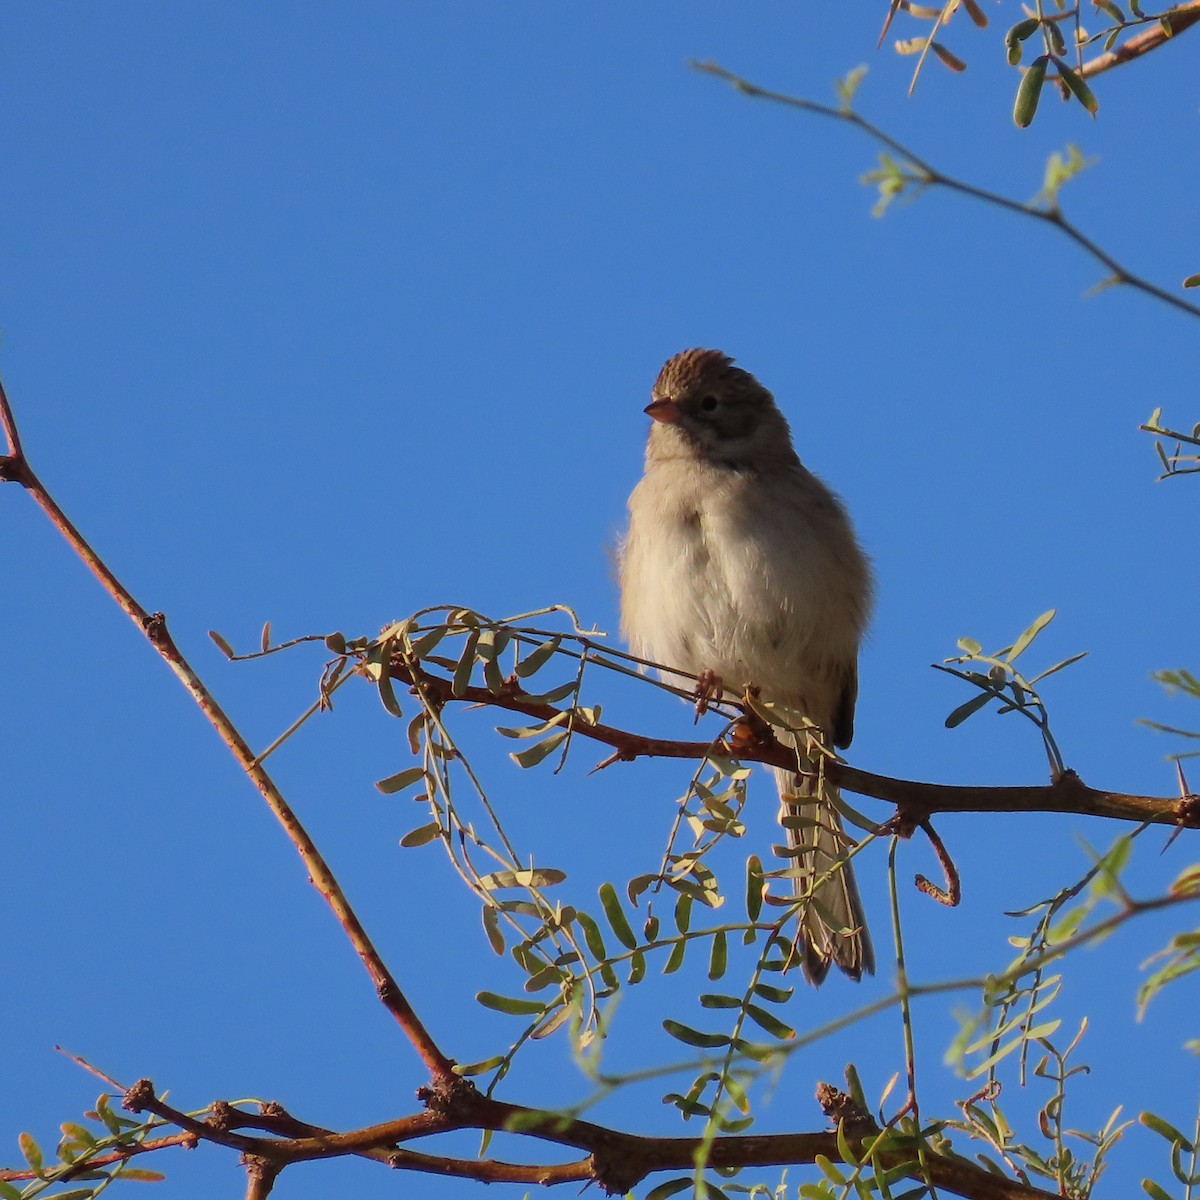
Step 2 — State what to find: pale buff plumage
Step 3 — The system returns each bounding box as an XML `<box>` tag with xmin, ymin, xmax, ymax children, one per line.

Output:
<box><xmin>620</xmin><ymin>348</ymin><xmax>873</xmax><ymax>983</ymax></box>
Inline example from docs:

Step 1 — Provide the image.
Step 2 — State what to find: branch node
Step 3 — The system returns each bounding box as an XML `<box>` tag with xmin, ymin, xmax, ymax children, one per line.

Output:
<box><xmin>0</xmin><ymin>453</ymin><xmax>32</xmax><ymax>485</ymax></box>
<box><xmin>143</xmin><ymin>611</ymin><xmax>170</xmax><ymax>647</ymax></box>
<box><xmin>816</xmin><ymin>1082</ymin><xmax>878</xmax><ymax>1134</ymax></box>
<box><xmin>122</xmin><ymin>1078</ymin><xmax>156</xmax><ymax>1113</ymax></box>
<box><xmin>1176</xmin><ymin>792</ymin><xmax>1200</xmax><ymax>830</ymax></box>
<box><xmin>417</xmin><ymin>1072</ymin><xmax>477</xmax><ymax>1117</ymax></box>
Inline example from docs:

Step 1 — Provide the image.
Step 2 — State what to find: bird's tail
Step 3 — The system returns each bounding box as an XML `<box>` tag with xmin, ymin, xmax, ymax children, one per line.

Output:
<box><xmin>772</xmin><ymin>729</ymin><xmax>873</xmax><ymax>985</ymax></box>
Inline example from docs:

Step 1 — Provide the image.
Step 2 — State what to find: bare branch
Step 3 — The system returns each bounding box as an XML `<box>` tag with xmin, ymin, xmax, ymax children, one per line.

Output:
<box><xmin>0</xmin><ymin>378</ymin><xmax>455</xmax><ymax>1082</ymax></box>
<box><xmin>690</xmin><ymin>61</ymin><xmax>1200</xmax><ymax>323</ymax></box>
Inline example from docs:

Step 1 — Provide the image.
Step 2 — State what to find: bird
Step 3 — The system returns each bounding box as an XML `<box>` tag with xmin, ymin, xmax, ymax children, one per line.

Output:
<box><xmin>619</xmin><ymin>348</ymin><xmax>874</xmax><ymax>984</ymax></box>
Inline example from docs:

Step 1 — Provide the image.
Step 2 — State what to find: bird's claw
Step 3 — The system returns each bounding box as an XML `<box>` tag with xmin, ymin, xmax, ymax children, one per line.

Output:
<box><xmin>693</xmin><ymin>669</ymin><xmax>723</xmax><ymax>720</ymax></box>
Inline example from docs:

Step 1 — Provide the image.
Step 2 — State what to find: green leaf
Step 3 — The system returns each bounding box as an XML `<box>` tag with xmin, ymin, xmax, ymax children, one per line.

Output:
<box><xmin>663</xmin><ymin>937</ymin><xmax>687</xmax><ymax>974</ymax></box>
<box><xmin>1140</xmin><ymin>1111</ymin><xmax>1194</xmax><ymax>1150</ymax></box>
<box><xmin>482</xmin><ymin>905</ymin><xmax>506</xmax><ymax>955</ymax></box>
<box><xmin>399</xmin><ymin>822</ymin><xmax>441</xmax><ymax>848</ymax></box>
<box><xmin>708</xmin><ymin>929</ymin><xmax>728</xmax><ymax>980</ymax></box>
<box><xmin>478</xmin><ymin>868</ymin><xmax>566</xmax><ymax>890</ymax></box>
<box><xmin>1184</xmin><ymin>273</ymin><xmax>1200</xmax><ymax>289</ymax></box>
<box><xmin>524</xmin><ymin>965</ymin><xmax>565</xmax><ymax>992</ymax></box>
<box><xmin>496</xmin><ymin>713</ymin><xmax>569</xmax><ymax>739</ymax></box>
<box><xmin>816</xmin><ymin>1155</ymin><xmax>848</xmax><ymax>1185</ymax></box>
<box><xmin>452</xmin><ymin>628</ymin><xmax>480</xmax><ymax>696</ymax></box>
<box><xmin>945</xmin><ymin>690</ymin><xmax>994</xmax><ymax>728</ymax></box>
<box><xmin>476</xmin><ymin>991</ymin><xmax>546</xmax><ymax>1016</ymax></box>
<box><xmin>514</xmin><ymin>636</ymin><xmax>562</xmax><ymax>678</ymax></box>
<box><xmin>599</xmin><ymin>882</ymin><xmax>638</xmax><ymax>950</ymax></box>
<box><xmin>376</xmin><ymin>666</ymin><xmax>403</xmax><ymax>717</ymax></box>
<box><xmin>509</xmin><ymin>728</ymin><xmax>569</xmax><ymax>768</ymax></box>
<box><xmin>744</xmin><ymin>1003</ymin><xmax>796</xmax><ymax>1040</ymax></box>
<box><xmin>1004</xmin><ymin>16</ymin><xmax>1041</xmax><ymax>65</ymax></box>
<box><xmin>19</xmin><ymin>1132</ymin><xmax>44</xmax><ymax>1175</ymax></box>
<box><xmin>453</xmin><ymin>1055</ymin><xmax>507</xmax><ymax>1076</ymax></box>
<box><xmin>835</xmin><ymin>1119</ymin><xmax>861</xmax><ymax>1168</ymax></box>
<box><xmin>663</xmin><ymin>1019</ymin><xmax>731</xmax><ymax>1049</ymax></box>
<box><xmin>519</xmin><ymin>680</ymin><xmax>578</xmax><ymax>705</ymax></box>
<box><xmin>59</xmin><ymin>1122</ymin><xmax>98</xmax><ymax>1148</ymax></box>
<box><xmin>576</xmin><ymin>911</ymin><xmax>608</xmax><ymax>960</ymax></box>
<box><xmin>646</xmin><ymin>1178</ymin><xmax>694</xmax><ymax>1200</ymax></box>
<box><xmin>0</xmin><ymin>1183</ymin><xmax>22</xmax><ymax>1200</ymax></box>
<box><xmin>675</xmin><ymin>892</ymin><xmax>693</xmax><ymax>933</ymax></box>
<box><xmin>115</xmin><ymin>1168</ymin><xmax>166</xmax><ymax>1182</ymax></box>
<box><xmin>956</xmin><ymin>636</ymin><xmax>983</xmax><ymax>656</ymax></box>
<box><xmin>698</xmin><ymin>993</ymin><xmax>741</xmax><ymax>1009</ymax></box>
<box><xmin>716</xmin><ymin>1114</ymin><xmax>755</xmax><ymax>1134</ymax></box>
<box><xmin>533</xmin><ymin>1004</ymin><xmax>577</xmax><ymax>1041</ymax></box>
<box><xmin>375</xmin><ymin>766</ymin><xmax>427</xmax><ymax>795</ymax></box>
<box><xmin>1142</xmin><ymin>1181</ymin><xmax>1173</xmax><ymax>1200</ymax></box>
<box><xmin>1013</xmin><ymin>55</ymin><xmax>1049</xmax><ymax>128</ymax></box>
<box><xmin>745</xmin><ymin>855</ymin><xmax>765</xmax><ymax>922</ymax></box>
<box><xmin>407</xmin><ymin>626</ymin><xmax>448</xmax><ymax>659</ymax></box>
<box><xmin>835</xmin><ymin>65</ymin><xmax>868</xmax><ymax>113</ymax></box>
<box><xmin>475</xmin><ymin>628</ymin><xmax>507</xmax><ymax>693</ymax></box>
<box><xmin>628</xmin><ymin>949</ymin><xmax>647</xmax><ymax>985</ymax></box>
<box><xmin>1056</xmin><ymin>60</ymin><xmax>1098</xmax><ymax>116</ymax></box>
<box><xmin>1024</xmin><ymin>1018</ymin><xmax>1062</xmax><ymax>1041</ymax></box>
<box><xmin>1029</xmin><ymin>650</ymin><xmax>1088</xmax><ymax>685</ymax></box>
<box><xmin>1007</xmin><ymin>609</ymin><xmax>1056</xmax><ymax>661</ymax></box>
<box><xmin>753</xmin><ymin>982</ymin><xmax>794</xmax><ymax>1004</ymax></box>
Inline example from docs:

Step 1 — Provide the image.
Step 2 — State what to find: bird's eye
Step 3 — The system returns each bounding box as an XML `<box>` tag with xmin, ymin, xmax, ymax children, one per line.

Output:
<box><xmin>698</xmin><ymin>394</ymin><xmax>719</xmax><ymax>414</ymax></box>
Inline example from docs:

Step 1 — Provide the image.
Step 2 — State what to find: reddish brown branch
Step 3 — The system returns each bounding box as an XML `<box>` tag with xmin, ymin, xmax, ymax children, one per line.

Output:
<box><xmin>1079</xmin><ymin>2</ymin><xmax>1200</xmax><ymax>79</ymax></box>
<box><xmin>913</xmin><ymin>819</ymin><xmax>961</xmax><ymax>906</ymax></box>
<box><xmin>0</xmin><ymin>378</ymin><xmax>453</xmax><ymax>1082</ymax></box>
<box><xmin>110</xmin><ymin>1079</ymin><xmax>1057</xmax><ymax>1200</ymax></box>
<box><xmin>0</xmin><ymin>1132</ymin><xmax>198</xmax><ymax>1185</ymax></box>
<box><xmin>393</xmin><ymin>662</ymin><xmax>1196</xmax><ymax>830</ymax></box>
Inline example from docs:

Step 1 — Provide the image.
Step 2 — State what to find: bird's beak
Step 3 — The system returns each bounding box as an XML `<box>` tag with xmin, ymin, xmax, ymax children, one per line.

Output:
<box><xmin>644</xmin><ymin>398</ymin><xmax>680</xmax><ymax>424</ymax></box>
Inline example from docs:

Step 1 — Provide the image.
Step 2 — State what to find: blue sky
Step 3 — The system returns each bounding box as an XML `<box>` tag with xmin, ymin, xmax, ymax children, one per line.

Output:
<box><xmin>2</xmin><ymin>7</ymin><xmax>1197</xmax><ymax>1198</ymax></box>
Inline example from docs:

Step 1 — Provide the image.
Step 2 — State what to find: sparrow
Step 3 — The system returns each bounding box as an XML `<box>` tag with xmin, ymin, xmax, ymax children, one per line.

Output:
<box><xmin>619</xmin><ymin>348</ymin><xmax>873</xmax><ymax>983</ymax></box>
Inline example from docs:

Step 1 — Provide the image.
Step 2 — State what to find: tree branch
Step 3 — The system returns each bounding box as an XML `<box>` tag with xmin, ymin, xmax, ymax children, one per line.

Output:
<box><xmin>110</xmin><ymin>1076</ymin><xmax>1059</xmax><ymax>1200</ymax></box>
<box><xmin>1079</xmin><ymin>2</ymin><xmax>1200</xmax><ymax>79</ymax></box>
<box><xmin>689</xmin><ymin>60</ymin><xmax>1200</xmax><ymax>323</ymax></box>
<box><xmin>0</xmin><ymin>379</ymin><xmax>455</xmax><ymax>1082</ymax></box>
<box><xmin>388</xmin><ymin>659</ymin><xmax>1198</xmax><ymax>830</ymax></box>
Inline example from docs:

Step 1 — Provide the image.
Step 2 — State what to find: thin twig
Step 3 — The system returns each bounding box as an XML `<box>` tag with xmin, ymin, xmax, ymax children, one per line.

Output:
<box><xmin>690</xmin><ymin>60</ymin><xmax>1200</xmax><ymax>323</ymax></box>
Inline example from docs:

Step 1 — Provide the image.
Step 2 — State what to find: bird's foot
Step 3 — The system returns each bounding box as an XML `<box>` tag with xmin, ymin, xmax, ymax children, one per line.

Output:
<box><xmin>693</xmin><ymin>669</ymin><xmax>724</xmax><ymax>720</ymax></box>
